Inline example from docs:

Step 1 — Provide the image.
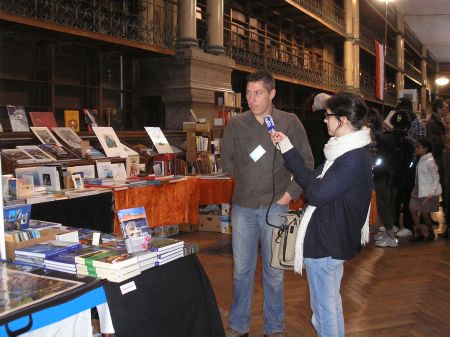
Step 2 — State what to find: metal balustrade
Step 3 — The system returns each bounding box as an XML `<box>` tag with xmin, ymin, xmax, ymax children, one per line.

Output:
<box><xmin>0</xmin><ymin>0</ymin><xmax>178</xmax><ymax>49</ymax></box>
<box><xmin>289</xmin><ymin>0</ymin><xmax>345</xmax><ymax>33</ymax></box>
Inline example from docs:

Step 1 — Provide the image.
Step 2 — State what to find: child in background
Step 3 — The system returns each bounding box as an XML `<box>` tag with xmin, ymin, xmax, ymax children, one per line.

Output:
<box><xmin>409</xmin><ymin>137</ymin><xmax>442</xmax><ymax>241</ymax></box>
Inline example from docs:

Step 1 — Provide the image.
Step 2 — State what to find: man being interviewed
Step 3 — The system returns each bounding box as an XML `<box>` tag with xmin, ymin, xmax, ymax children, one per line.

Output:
<box><xmin>221</xmin><ymin>70</ymin><xmax>314</xmax><ymax>337</ymax></box>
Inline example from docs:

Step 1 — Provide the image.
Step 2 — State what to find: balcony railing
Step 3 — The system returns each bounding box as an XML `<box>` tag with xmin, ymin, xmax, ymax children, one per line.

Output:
<box><xmin>360</xmin><ymin>71</ymin><xmax>376</xmax><ymax>100</ymax></box>
<box><xmin>385</xmin><ymin>46</ymin><xmax>397</xmax><ymax>67</ymax></box>
<box><xmin>405</xmin><ymin>61</ymin><xmax>422</xmax><ymax>83</ymax></box>
<box><xmin>0</xmin><ymin>0</ymin><xmax>177</xmax><ymax>50</ymax></box>
<box><xmin>289</xmin><ymin>0</ymin><xmax>345</xmax><ymax>33</ymax></box>
<box><xmin>223</xmin><ymin>20</ymin><xmax>344</xmax><ymax>90</ymax></box>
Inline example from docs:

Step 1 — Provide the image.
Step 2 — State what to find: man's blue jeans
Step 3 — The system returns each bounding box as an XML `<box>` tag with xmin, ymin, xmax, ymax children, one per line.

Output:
<box><xmin>228</xmin><ymin>204</ymin><xmax>288</xmax><ymax>334</ymax></box>
<box><xmin>305</xmin><ymin>257</ymin><xmax>345</xmax><ymax>337</ymax></box>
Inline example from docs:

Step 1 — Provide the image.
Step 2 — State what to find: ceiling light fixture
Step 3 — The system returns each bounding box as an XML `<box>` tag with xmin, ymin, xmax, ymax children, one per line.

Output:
<box><xmin>436</xmin><ymin>77</ymin><xmax>450</xmax><ymax>86</ymax></box>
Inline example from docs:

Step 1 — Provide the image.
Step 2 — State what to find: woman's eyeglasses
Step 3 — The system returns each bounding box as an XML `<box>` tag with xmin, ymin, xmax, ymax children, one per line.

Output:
<box><xmin>324</xmin><ymin>113</ymin><xmax>337</xmax><ymax>119</ymax></box>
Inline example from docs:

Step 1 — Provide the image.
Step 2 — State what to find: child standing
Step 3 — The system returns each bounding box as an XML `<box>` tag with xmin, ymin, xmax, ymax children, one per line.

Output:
<box><xmin>409</xmin><ymin>136</ymin><xmax>442</xmax><ymax>241</ymax></box>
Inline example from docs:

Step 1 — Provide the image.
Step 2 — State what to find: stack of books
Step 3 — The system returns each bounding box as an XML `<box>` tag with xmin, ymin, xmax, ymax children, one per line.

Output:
<box><xmin>43</xmin><ymin>246</ymin><xmax>103</xmax><ymax>274</ymax></box>
<box><xmin>150</xmin><ymin>237</ymin><xmax>185</xmax><ymax>266</ymax></box>
<box><xmin>132</xmin><ymin>250</ymin><xmax>158</xmax><ymax>272</ymax></box>
<box><xmin>14</xmin><ymin>240</ymin><xmax>82</xmax><ymax>267</ymax></box>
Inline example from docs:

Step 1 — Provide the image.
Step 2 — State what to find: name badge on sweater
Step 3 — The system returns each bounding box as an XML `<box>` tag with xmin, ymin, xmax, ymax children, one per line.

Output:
<box><xmin>249</xmin><ymin>145</ymin><xmax>266</xmax><ymax>162</ymax></box>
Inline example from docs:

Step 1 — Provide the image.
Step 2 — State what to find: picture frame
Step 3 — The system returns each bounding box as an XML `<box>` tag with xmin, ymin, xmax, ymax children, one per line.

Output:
<box><xmin>96</xmin><ymin>161</ymin><xmax>113</xmax><ymax>179</ymax></box>
<box><xmin>1</xmin><ymin>149</ymin><xmax>35</xmax><ymax>164</ymax></box>
<box><xmin>66</xmin><ymin>165</ymin><xmax>96</xmax><ymax>179</ymax></box>
<box><xmin>30</xmin><ymin>127</ymin><xmax>62</xmax><ymax>146</ymax></box>
<box><xmin>38</xmin><ymin>166</ymin><xmax>61</xmax><ymax>191</ymax></box>
<box><xmin>71</xmin><ymin>174</ymin><xmax>84</xmax><ymax>190</ymax></box>
<box><xmin>144</xmin><ymin>127</ymin><xmax>174</xmax><ymax>154</ymax></box>
<box><xmin>16</xmin><ymin>145</ymin><xmax>55</xmax><ymax>163</ymax></box>
<box><xmin>52</xmin><ymin>127</ymin><xmax>82</xmax><ymax>149</ymax></box>
<box><xmin>92</xmin><ymin>127</ymin><xmax>124</xmax><ymax>158</ymax></box>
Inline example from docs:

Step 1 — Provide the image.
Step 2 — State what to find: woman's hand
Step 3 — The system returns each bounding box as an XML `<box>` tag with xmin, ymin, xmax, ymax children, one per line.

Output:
<box><xmin>271</xmin><ymin>131</ymin><xmax>287</xmax><ymax>145</ymax></box>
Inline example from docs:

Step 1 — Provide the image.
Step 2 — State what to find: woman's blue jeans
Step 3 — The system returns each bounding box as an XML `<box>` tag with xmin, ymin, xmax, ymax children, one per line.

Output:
<box><xmin>305</xmin><ymin>257</ymin><xmax>345</xmax><ymax>337</ymax></box>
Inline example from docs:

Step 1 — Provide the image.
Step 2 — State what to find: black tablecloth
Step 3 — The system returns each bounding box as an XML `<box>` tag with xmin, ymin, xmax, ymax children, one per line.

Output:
<box><xmin>103</xmin><ymin>254</ymin><xmax>225</xmax><ymax>337</ymax></box>
<box><xmin>30</xmin><ymin>191</ymin><xmax>114</xmax><ymax>233</ymax></box>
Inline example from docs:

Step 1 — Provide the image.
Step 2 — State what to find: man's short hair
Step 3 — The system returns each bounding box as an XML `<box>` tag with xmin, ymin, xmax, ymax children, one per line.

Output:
<box><xmin>246</xmin><ymin>70</ymin><xmax>275</xmax><ymax>92</ymax></box>
<box><xmin>312</xmin><ymin>93</ymin><xmax>331</xmax><ymax>111</ymax></box>
<box><xmin>432</xmin><ymin>98</ymin><xmax>445</xmax><ymax>113</ymax></box>
<box><xmin>396</xmin><ymin>97</ymin><xmax>413</xmax><ymax>111</ymax></box>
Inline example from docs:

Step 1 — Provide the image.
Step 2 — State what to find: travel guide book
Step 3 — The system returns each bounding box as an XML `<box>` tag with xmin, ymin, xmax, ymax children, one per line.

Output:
<box><xmin>29</xmin><ymin>111</ymin><xmax>57</xmax><ymax>128</ymax></box>
<box><xmin>117</xmin><ymin>207</ymin><xmax>152</xmax><ymax>253</ymax></box>
<box><xmin>3</xmin><ymin>204</ymin><xmax>32</xmax><ymax>231</ymax></box>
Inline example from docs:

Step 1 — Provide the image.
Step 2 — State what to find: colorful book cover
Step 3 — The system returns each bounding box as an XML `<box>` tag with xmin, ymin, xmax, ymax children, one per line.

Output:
<box><xmin>29</xmin><ymin>111</ymin><xmax>58</xmax><ymax>128</ymax></box>
<box><xmin>64</xmin><ymin>110</ymin><xmax>80</xmax><ymax>132</ymax></box>
<box><xmin>3</xmin><ymin>204</ymin><xmax>32</xmax><ymax>231</ymax></box>
<box><xmin>91</xmin><ymin>252</ymin><xmax>138</xmax><ymax>270</ymax></box>
<box><xmin>117</xmin><ymin>207</ymin><xmax>152</xmax><ymax>253</ymax></box>
<box><xmin>15</xmin><ymin>240</ymin><xmax>82</xmax><ymax>258</ymax></box>
<box><xmin>150</xmin><ymin>237</ymin><xmax>184</xmax><ymax>252</ymax></box>
<box><xmin>83</xmin><ymin>108</ymin><xmax>98</xmax><ymax>131</ymax></box>
<box><xmin>38</xmin><ymin>143</ymin><xmax>78</xmax><ymax>160</ymax></box>
<box><xmin>7</xmin><ymin>105</ymin><xmax>30</xmax><ymax>131</ymax></box>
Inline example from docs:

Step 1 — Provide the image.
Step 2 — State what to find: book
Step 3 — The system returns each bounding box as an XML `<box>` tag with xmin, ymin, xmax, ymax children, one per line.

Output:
<box><xmin>85</xmin><ymin>146</ymin><xmax>106</xmax><ymax>159</ymax></box>
<box><xmin>52</xmin><ymin>127</ymin><xmax>82</xmax><ymax>149</ymax></box>
<box><xmin>67</xmin><ymin>165</ymin><xmax>96</xmax><ymax>179</ymax></box>
<box><xmin>7</xmin><ymin>105</ymin><xmax>30</xmax><ymax>131</ymax></box>
<box><xmin>126</xmin><ymin>155</ymin><xmax>140</xmax><ymax>177</ymax></box>
<box><xmin>112</xmin><ymin>163</ymin><xmax>127</xmax><ymax>181</ymax></box>
<box><xmin>91</xmin><ymin>252</ymin><xmax>139</xmax><ymax>270</ymax></box>
<box><xmin>155</xmin><ymin>251</ymin><xmax>184</xmax><ymax>266</ymax></box>
<box><xmin>29</xmin><ymin>111</ymin><xmax>57</xmax><ymax>128</ymax></box>
<box><xmin>15</xmin><ymin>240</ymin><xmax>82</xmax><ymax>258</ymax></box>
<box><xmin>29</xmin><ymin>219</ymin><xmax>63</xmax><ymax>231</ymax></box>
<box><xmin>96</xmin><ymin>161</ymin><xmax>113</xmax><ymax>179</ymax></box>
<box><xmin>117</xmin><ymin>207</ymin><xmax>152</xmax><ymax>253</ymax></box>
<box><xmin>3</xmin><ymin>204</ymin><xmax>32</xmax><ymax>231</ymax></box>
<box><xmin>83</xmin><ymin>108</ymin><xmax>98</xmax><ymax>131</ymax></box>
<box><xmin>150</xmin><ymin>237</ymin><xmax>184</xmax><ymax>252</ymax></box>
<box><xmin>30</xmin><ymin>126</ymin><xmax>62</xmax><ymax>146</ymax></box>
<box><xmin>64</xmin><ymin>110</ymin><xmax>80</xmax><ymax>132</ymax></box>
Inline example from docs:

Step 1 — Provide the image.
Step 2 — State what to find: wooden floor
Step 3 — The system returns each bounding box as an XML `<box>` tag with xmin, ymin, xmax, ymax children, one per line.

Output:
<box><xmin>178</xmin><ymin>225</ymin><xmax>450</xmax><ymax>337</ymax></box>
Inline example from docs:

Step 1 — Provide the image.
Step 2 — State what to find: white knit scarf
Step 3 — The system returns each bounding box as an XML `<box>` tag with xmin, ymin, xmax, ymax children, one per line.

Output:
<box><xmin>293</xmin><ymin>128</ymin><xmax>372</xmax><ymax>274</ymax></box>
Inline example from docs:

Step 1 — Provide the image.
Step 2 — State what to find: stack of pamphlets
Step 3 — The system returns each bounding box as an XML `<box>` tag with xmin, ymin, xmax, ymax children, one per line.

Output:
<box><xmin>150</xmin><ymin>237</ymin><xmax>185</xmax><ymax>266</ymax></box>
<box><xmin>14</xmin><ymin>240</ymin><xmax>82</xmax><ymax>267</ymax></box>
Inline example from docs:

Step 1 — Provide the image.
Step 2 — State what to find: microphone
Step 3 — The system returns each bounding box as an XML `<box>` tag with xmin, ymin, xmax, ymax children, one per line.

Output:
<box><xmin>264</xmin><ymin>115</ymin><xmax>276</xmax><ymax>134</ymax></box>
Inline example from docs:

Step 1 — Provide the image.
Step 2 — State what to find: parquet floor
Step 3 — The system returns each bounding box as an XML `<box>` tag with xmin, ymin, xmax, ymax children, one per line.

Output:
<box><xmin>178</xmin><ymin>223</ymin><xmax>450</xmax><ymax>337</ymax></box>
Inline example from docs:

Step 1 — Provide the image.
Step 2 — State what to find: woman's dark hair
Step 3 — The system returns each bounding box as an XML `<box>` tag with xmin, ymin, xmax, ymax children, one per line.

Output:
<box><xmin>246</xmin><ymin>70</ymin><xmax>275</xmax><ymax>92</ymax></box>
<box><xmin>325</xmin><ymin>92</ymin><xmax>382</xmax><ymax>137</ymax></box>
<box><xmin>416</xmin><ymin>136</ymin><xmax>433</xmax><ymax>154</ymax></box>
<box><xmin>432</xmin><ymin>98</ymin><xmax>445</xmax><ymax>113</ymax></box>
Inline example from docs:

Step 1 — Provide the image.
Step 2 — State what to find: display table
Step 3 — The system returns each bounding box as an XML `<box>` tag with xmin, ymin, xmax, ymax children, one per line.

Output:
<box><xmin>103</xmin><ymin>254</ymin><xmax>225</xmax><ymax>337</ymax></box>
<box><xmin>0</xmin><ymin>267</ymin><xmax>106</xmax><ymax>337</ymax></box>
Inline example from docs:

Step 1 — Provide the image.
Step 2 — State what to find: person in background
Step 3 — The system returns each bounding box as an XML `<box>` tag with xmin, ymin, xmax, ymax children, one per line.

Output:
<box><xmin>440</xmin><ymin>113</ymin><xmax>450</xmax><ymax>238</ymax></box>
<box><xmin>409</xmin><ymin>137</ymin><xmax>442</xmax><ymax>241</ymax></box>
<box><xmin>271</xmin><ymin>92</ymin><xmax>380</xmax><ymax>337</ymax></box>
<box><xmin>393</xmin><ymin>97</ymin><xmax>426</xmax><ymax>238</ymax></box>
<box><xmin>373</xmin><ymin>110</ymin><xmax>414</xmax><ymax>247</ymax></box>
<box><xmin>221</xmin><ymin>70</ymin><xmax>314</xmax><ymax>337</ymax></box>
<box><xmin>302</xmin><ymin>93</ymin><xmax>331</xmax><ymax>168</ymax></box>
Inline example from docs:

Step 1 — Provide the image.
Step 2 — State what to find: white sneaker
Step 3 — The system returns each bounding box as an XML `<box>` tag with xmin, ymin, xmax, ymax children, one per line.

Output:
<box><xmin>393</xmin><ymin>225</ymin><xmax>399</xmax><ymax>233</ymax></box>
<box><xmin>396</xmin><ymin>228</ymin><xmax>413</xmax><ymax>237</ymax></box>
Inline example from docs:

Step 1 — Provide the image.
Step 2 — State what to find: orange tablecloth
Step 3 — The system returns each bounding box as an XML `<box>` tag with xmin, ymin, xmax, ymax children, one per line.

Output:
<box><xmin>113</xmin><ymin>178</ymin><xmax>199</xmax><ymax>234</ymax></box>
<box><xmin>197</xmin><ymin>178</ymin><xmax>234</xmax><ymax>205</ymax></box>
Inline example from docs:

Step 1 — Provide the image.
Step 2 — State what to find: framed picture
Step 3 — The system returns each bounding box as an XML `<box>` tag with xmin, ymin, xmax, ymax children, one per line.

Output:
<box><xmin>67</xmin><ymin>165</ymin><xmax>96</xmax><ymax>179</ymax></box>
<box><xmin>144</xmin><ymin>127</ymin><xmax>174</xmax><ymax>154</ymax></box>
<box><xmin>38</xmin><ymin>166</ymin><xmax>61</xmax><ymax>191</ymax></box>
<box><xmin>16</xmin><ymin>145</ymin><xmax>55</xmax><ymax>163</ymax></box>
<box><xmin>71</xmin><ymin>174</ymin><xmax>84</xmax><ymax>190</ymax></box>
<box><xmin>93</xmin><ymin>127</ymin><xmax>124</xmax><ymax>158</ymax></box>
<box><xmin>1</xmin><ymin>149</ymin><xmax>34</xmax><ymax>164</ymax></box>
<box><xmin>30</xmin><ymin>127</ymin><xmax>62</xmax><ymax>146</ymax></box>
<box><xmin>96</xmin><ymin>161</ymin><xmax>113</xmax><ymax>179</ymax></box>
<box><xmin>52</xmin><ymin>127</ymin><xmax>82</xmax><ymax>149</ymax></box>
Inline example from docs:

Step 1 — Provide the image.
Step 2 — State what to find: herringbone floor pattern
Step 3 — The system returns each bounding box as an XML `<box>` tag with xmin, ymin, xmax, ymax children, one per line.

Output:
<box><xmin>181</xmin><ymin>230</ymin><xmax>450</xmax><ymax>337</ymax></box>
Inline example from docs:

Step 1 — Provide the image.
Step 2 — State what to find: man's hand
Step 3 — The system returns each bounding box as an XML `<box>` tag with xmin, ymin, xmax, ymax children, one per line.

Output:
<box><xmin>276</xmin><ymin>191</ymin><xmax>292</xmax><ymax>205</ymax></box>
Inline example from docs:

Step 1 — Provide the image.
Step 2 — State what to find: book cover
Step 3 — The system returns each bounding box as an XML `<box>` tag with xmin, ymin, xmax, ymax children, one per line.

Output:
<box><xmin>150</xmin><ymin>237</ymin><xmax>184</xmax><ymax>252</ymax></box>
<box><xmin>117</xmin><ymin>207</ymin><xmax>152</xmax><ymax>253</ymax></box>
<box><xmin>29</xmin><ymin>111</ymin><xmax>57</xmax><ymax>128</ymax></box>
<box><xmin>3</xmin><ymin>204</ymin><xmax>32</xmax><ymax>231</ymax></box>
<box><xmin>67</xmin><ymin>165</ymin><xmax>96</xmax><ymax>179</ymax></box>
<box><xmin>30</xmin><ymin>127</ymin><xmax>62</xmax><ymax>146</ymax></box>
<box><xmin>112</xmin><ymin>163</ymin><xmax>127</xmax><ymax>181</ymax></box>
<box><xmin>91</xmin><ymin>253</ymin><xmax>138</xmax><ymax>270</ymax></box>
<box><xmin>64</xmin><ymin>110</ymin><xmax>80</xmax><ymax>132</ymax></box>
<box><xmin>85</xmin><ymin>146</ymin><xmax>106</xmax><ymax>159</ymax></box>
<box><xmin>52</xmin><ymin>127</ymin><xmax>82</xmax><ymax>149</ymax></box>
<box><xmin>83</xmin><ymin>108</ymin><xmax>98</xmax><ymax>131</ymax></box>
<box><xmin>7</xmin><ymin>105</ymin><xmax>30</xmax><ymax>131</ymax></box>
<box><xmin>96</xmin><ymin>161</ymin><xmax>113</xmax><ymax>179</ymax></box>
<box><xmin>29</xmin><ymin>219</ymin><xmax>63</xmax><ymax>231</ymax></box>
<box><xmin>126</xmin><ymin>155</ymin><xmax>140</xmax><ymax>178</ymax></box>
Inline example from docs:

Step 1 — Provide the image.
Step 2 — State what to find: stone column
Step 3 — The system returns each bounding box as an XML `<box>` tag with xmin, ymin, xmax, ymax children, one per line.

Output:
<box><xmin>395</xmin><ymin>12</ymin><xmax>405</xmax><ymax>97</ymax></box>
<box><xmin>344</xmin><ymin>0</ymin><xmax>354</xmax><ymax>90</ymax></box>
<box><xmin>177</xmin><ymin>0</ymin><xmax>198</xmax><ymax>47</ymax></box>
<box><xmin>206</xmin><ymin>0</ymin><xmax>225</xmax><ymax>55</ymax></box>
<box><xmin>352</xmin><ymin>0</ymin><xmax>360</xmax><ymax>91</ymax></box>
<box><xmin>421</xmin><ymin>45</ymin><xmax>428</xmax><ymax>113</ymax></box>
